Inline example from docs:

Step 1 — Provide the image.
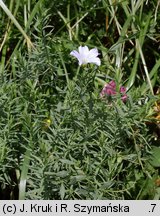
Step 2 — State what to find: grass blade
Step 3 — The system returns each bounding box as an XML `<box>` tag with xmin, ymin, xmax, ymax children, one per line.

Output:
<box><xmin>0</xmin><ymin>0</ymin><xmax>34</xmax><ymax>49</ymax></box>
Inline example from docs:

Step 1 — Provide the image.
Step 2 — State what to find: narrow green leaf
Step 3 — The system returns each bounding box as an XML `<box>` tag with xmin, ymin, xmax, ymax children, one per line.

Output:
<box><xmin>60</xmin><ymin>183</ymin><xmax>65</xmax><ymax>199</ymax></box>
<box><xmin>150</xmin><ymin>147</ymin><xmax>160</xmax><ymax>168</ymax></box>
<box><xmin>19</xmin><ymin>148</ymin><xmax>31</xmax><ymax>200</ymax></box>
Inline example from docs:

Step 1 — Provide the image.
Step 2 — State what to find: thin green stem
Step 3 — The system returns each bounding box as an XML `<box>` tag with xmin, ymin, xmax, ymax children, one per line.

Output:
<box><xmin>75</xmin><ymin>65</ymin><xmax>81</xmax><ymax>80</ymax></box>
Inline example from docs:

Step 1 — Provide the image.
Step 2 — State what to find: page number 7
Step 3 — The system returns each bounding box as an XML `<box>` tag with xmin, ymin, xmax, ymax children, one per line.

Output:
<box><xmin>150</xmin><ymin>204</ymin><xmax>156</xmax><ymax>212</ymax></box>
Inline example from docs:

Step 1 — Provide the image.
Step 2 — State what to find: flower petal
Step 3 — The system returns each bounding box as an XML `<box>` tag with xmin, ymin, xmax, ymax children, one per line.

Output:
<box><xmin>88</xmin><ymin>48</ymin><xmax>99</xmax><ymax>58</ymax></box>
<box><xmin>79</xmin><ymin>46</ymin><xmax>89</xmax><ymax>56</ymax></box>
<box><xmin>70</xmin><ymin>50</ymin><xmax>83</xmax><ymax>65</ymax></box>
<box><xmin>70</xmin><ymin>50</ymin><xmax>80</xmax><ymax>58</ymax></box>
<box><xmin>87</xmin><ymin>57</ymin><xmax>101</xmax><ymax>66</ymax></box>
<box><xmin>108</xmin><ymin>80</ymin><xmax>116</xmax><ymax>89</ymax></box>
<box><xmin>121</xmin><ymin>94</ymin><xmax>128</xmax><ymax>102</ymax></box>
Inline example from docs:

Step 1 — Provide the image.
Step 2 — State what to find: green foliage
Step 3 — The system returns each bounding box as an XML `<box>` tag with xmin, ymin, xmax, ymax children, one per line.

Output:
<box><xmin>150</xmin><ymin>147</ymin><xmax>160</xmax><ymax>168</ymax></box>
<box><xmin>0</xmin><ymin>0</ymin><xmax>160</xmax><ymax>200</ymax></box>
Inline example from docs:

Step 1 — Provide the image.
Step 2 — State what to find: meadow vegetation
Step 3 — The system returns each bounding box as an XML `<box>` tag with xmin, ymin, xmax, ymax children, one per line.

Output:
<box><xmin>0</xmin><ymin>0</ymin><xmax>160</xmax><ymax>199</ymax></box>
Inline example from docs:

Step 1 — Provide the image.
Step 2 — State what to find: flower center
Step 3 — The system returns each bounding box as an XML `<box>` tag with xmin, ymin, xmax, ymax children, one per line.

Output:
<box><xmin>82</xmin><ymin>58</ymin><xmax>88</xmax><ymax>64</ymax></box>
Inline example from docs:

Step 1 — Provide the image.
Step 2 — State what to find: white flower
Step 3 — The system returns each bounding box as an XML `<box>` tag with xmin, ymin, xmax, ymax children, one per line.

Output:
<box><xmin>70</xmin><ymin>45</ymin><xmax>101</xmax><ymax>66</ymax></box>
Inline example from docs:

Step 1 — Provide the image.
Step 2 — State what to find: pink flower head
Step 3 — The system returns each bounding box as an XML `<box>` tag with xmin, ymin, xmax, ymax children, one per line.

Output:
<box><xmin>100</xmin><ymin>80</ymin><xmax>128</xmax><ymax>102</ymax></box>
<box><xmin>100</xmin><ymin>80</ymin><xmax>116</xmax><ymax>97</ymax></box>
<box><xmin>121</xmin><ymin>94</ymin><xmax>128</xmax><ymax>102</ymax></box>
<box><xmin>120</xmin><ymin>86</ymin><xmax>128</xmax><ymax>102</ymax></box>
<box><xmin>120</xmin><ymin>86</ymin><xmax>126</xmax><ymax>93</ymax></box>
